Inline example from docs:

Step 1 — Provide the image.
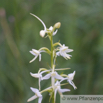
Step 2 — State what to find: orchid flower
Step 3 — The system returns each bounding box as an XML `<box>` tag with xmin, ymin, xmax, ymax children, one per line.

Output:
<box><xmin>54</xmin><ymin>81</ymin><xmax>70</xmax><ymax>101</ymax></box>
<box><xmin>67</xmin><ymin>71</ymin><xmax>77</xmax><ymax>89</ymax></box>
<box><xmin>42</xmin><ymin>71</ymin><xmax>64</xmax><ymax>80</ymax></box>
<box><xmin>56</xmin><ymin>44</ymin><xmax>73</xmax><ymax>60</ymax></box>
<box><xmin>30</xmin><ymin>13</ymin><xmax>58</xmax><ymax>37</ymax></box>
<box><xmin>27</xmin><ymin>87</ymin><xmax>42</xmax><ymax>103</ymax></box>
<box><xmin>30</xmin><ymin>70</ymin><xmax>50</xmax><ymax>90</ymax></box>
<box><xmin>29</xmin><ymin>49</ymin><xmax>45</xmax><ymax>63</ymax></box>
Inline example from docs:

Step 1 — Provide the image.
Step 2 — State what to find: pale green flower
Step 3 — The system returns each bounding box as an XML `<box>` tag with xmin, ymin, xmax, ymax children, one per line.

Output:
<box><xmin>30</xmin><ymin>13</ymin><xmax>58</xmax><ymax>37</ymax></box>
<box><xmin>29</xmin><ymin>49</ymin><xmax>45</xmax><ymax>63</ymax></box>
<box><xmin>30</xmin><ymin>70</ymin><xmax>50</xmax><ymax>90</ymax></box>
<box><xmin>42</xmin><ymin>71</ymin><xmax>64</xmax><ymax>80</ymax></box>
<box><xmin>67</xmin><ymin>71</ymin><xmax>77</xmax><ymax>89</ymax></box>
<box><xmin>54</xmin><ymin>81</ymin><xmax>70</xmax><ymax>100</ymax></box>
<box><xmin>27</xmin><ymin>87</ymin><xmax>42</xmax><ymax>103</ymax></box>
<box><xmin>56</xmin><ymin>44</ymin><xmax>73</xmax><ymax>60</ymax></box>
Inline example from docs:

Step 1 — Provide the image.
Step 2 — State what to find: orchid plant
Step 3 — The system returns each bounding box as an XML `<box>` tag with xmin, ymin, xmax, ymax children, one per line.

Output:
<box><xmin>27</xmin><ymin>13</ymin><xmax>77</xmax><ymax>103</ymax></box>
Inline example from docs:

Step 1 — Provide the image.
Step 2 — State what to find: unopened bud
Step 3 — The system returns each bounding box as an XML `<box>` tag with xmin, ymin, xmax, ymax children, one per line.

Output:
<box><xmin>40</xmin><ymin>30</ymin><xmax>45</xmax><ymax>37</ymax></box>
<box><xmin>54</xmin><ymin>22</ymin><xmax>61</xmax><ymax>29</ymax></box>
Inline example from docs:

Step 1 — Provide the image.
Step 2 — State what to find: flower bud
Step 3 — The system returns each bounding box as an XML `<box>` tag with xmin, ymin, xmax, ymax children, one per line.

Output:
<box><xmin>54</xmin><ymin>22</ymin><xmax>61</xmax><ymax>29</ymax></box>
<box><xmin>40</xmin><ymin>30</ymin><xmax>45</xmax><ymax>37</ymax></box>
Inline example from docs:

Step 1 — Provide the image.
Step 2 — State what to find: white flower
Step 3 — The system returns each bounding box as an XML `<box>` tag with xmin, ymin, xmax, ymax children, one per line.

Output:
<box><xmin>27</xmin><ymin>87</ymin><xmax>42</xmax><ymax>103</ymax></box>
<box><xmin>54</xmin><ymin>81</ymin><xmax>70</xmax><ymax>100</ymax></box>
<box><xmin>30</xmin><ymin>13</ymin><xmax>58</xmax><ymax>37</ymax></box>
<box><xmin>48</xmin><ymin>26</ymin><xmax>58</xmax><ymax>36</ymax></box>
<box><xmin>67</xmin><ymin>71</ymin><xmax>77</xmax><ymax>89</ymax></box>
<box><xmin>56</xmin><ymin>44</ymin><xmax>73</xmax><ymax>60</ymax></box>
<box><xmin>42</xmin><ymin>71</ymin><xmax>64</xmax><ymax>80</ymax></box>
<box><xmin>29</xmin><ymin>49</ymin><xmax>45</xmax><ymax>63</ymax></box>
<box><xmin>30</xmin><ymin>70</ymin><xmax>50</xmax><ymax>90</ymax></box>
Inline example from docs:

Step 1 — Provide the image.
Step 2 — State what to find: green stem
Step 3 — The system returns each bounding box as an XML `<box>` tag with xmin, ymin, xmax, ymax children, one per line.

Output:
<box><xmin>50</xmin><ymin>34</ymin><xmax>55</xmax><ymax>103</ymax></box>
<box><xmin>51</xmin><ymin>35</ymin><xmax>53</xmax><ymax>69</ymax></box>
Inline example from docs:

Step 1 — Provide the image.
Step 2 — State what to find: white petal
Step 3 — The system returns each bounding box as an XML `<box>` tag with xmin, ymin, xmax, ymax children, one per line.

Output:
<box><xmin>51</xmin><ymin>77</ymin><xmax>55</xmax><ymax>87</ymax></box>
<box><xmin>30</xmin><ymin>13</ymin><xmax>46</xmax><ymax>31</ymax></box>
<box><xmin>29</xmin><ymin>56</ymin><xmax>38</xmax><ymax>63</ymax></box>
<box><xmin>49</xmin><ymin>26</ymin><xmax>53</xmax><ymax>31</ymax></box>
<box><xmin>56</xmin><ymin>52</ymin><xmax>60</xmax><ymax>56</ymax></box>
<box><xmin>36</xmin><ymin>91</ymin><xmax>42</xmax><ymax>97</ymax></box>
<box><xmin>30</xmin><ymin>87</ymin><xmax>39</xmax><ymax>93</ymax></box>
<box><xmin>39</xmin><ymin>54</ymin><xmax>41</xmax><ymax>61</ymax></box>
<box><xmin>42</xmin><ymin>73</ymin><xmax>51</xmax><ymax>80</ymax></box>
<box><xmin>38</xmin><ymin>96</ymin><xmax>43</xmax><ymax>103</ymax></box>
<box><xmin>29</xmin><ymin>51</ymin><xmax>36</xmax><ymax>56</ymax></box>
<box><xmin>68</xmin><ymin>71</ymin><xmax>75</xmax><ymax>80</ymax></box>
<box><xmin>68</xmin><ymin>80</ymin><xmax>77</xmax><ymax>89</ymax></box>
<box><xmin>59</xmin><ymin>88</ymin><xmax>70</xmax><ymax>93</ymax></box>
<box><xmin>54</xmin><ymin>89</ymin><xmax>57</xmax><ymax>101</ymax></box>
<box><xmin>30</xmin><ymin>72</ymin><xmax>40</xmax><ymax>78</ymax></box>
<box><xmin>53</xmin><ymin>29</ymin><xmax>58</xmax><ymax>36</ymax></box>
<box><xmin>39</xmin><ymin>78</ymin><xmax>41</xmax><ymax>90</ymax></box>
<box><xmin>55</xmin><ymin>72</ymin><xmax>64</xmax><ymax>80</ymax></box>
<box><xmin>66</xmin><ymin>49</ymin><xmax>73</xmax><ymax>53</ymax></box>
<box><xmin>27</xmin><ymin>95</ymin><xmax>37</xmax><ymax>102</ymax></box>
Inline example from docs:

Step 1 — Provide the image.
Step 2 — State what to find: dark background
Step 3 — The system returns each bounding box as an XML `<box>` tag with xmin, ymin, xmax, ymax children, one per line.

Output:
<box><xmin>0</xmin><ymin>0</ymin><xmax>103</xmax><ymax>103</ymax></box>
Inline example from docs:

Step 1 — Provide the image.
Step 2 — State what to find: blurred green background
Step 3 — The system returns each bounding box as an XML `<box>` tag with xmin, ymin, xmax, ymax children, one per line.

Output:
<box><xmin>0</xmin><ymin>0</ymin><xmax>103</xmax><ymax>103</ymax></box>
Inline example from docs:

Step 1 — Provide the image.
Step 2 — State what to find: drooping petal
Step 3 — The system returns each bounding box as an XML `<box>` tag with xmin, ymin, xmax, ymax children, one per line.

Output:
<box><xmin>38</xmin><ymin>96</ymin><xmax>43</xmax><ymax>103</ymax></box>
<box><xmin>39</xmin><ymin>54</ymin><xmax>41</xmax><ymax>61</ymax></box>
<box><xmin>68</xmin><ymin>80</ymin><xmax>77</xmax><ymax>89</ymax></box>
<box><xmin>29</xmin><ymin>56</ymin><xmax>38</xmax><ymax>63</ymax></box>
<box><xmin>51</xmin><ymin>77</ymin><xmax>55</xmax><ymax>87</ymax></box>
<box><xmin>54</xmin><ymin>88</ymin><xmax>57</xmax><ymax>101</ymax></box>
<box><xmin>39</xmin><ymin>77</ymin><xmax>41</xmax><ymax>90</ymax></box>
<box><xmin>42</xmin><ymin>73</ymin><xmax>51</xmax><ymax>80</ymax></box>
<box><xmin>30</xmin><ymin>72</ymin><xmax>40</xmax><ymax>78</ymax></box>
<box><xmin>27</xmin><ymin>95</ymin><xmax>37</xmax><ymax>102</ymax></box>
